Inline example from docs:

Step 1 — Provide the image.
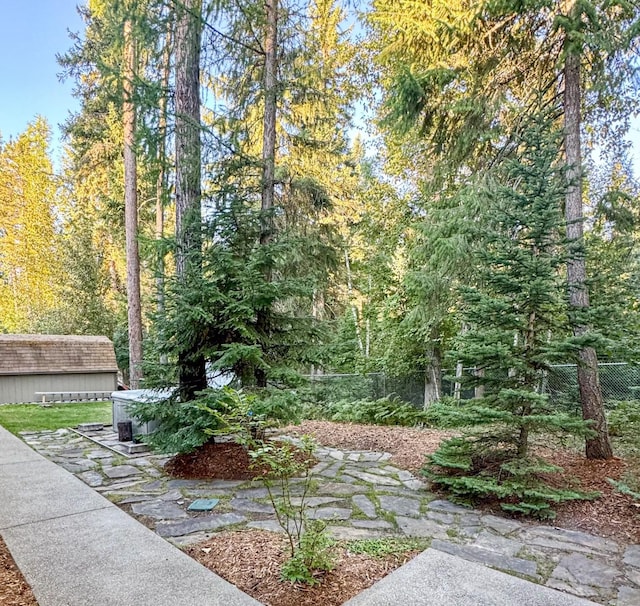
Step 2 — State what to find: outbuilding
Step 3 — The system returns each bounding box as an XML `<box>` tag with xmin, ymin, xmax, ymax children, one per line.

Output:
<box><xmin>0</xmin><ymin>334</ymin><xmax>118</xmax><ymax>404</ymax></box>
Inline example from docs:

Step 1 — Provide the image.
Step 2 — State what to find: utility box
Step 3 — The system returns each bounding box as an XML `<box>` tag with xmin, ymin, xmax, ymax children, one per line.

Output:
<box><xmin>111</xmin><ymin>389</ymin><xmax>171</xmax><ymax>437</ymax></box>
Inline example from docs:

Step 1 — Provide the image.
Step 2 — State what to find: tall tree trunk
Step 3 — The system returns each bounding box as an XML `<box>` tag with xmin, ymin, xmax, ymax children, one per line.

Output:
<box><xmin>123</xmin><ymin>18</ymin><xmax>143</xmax><ymax>389</ymax></box>
<box><xmin>175</xmin><ymin>0</ymin><xmax>206</xmax><ymax>400</ymax></box>
<box><xmin>453</xmin><ymin>361</ymin><xmax>463</xmax><ymax>400</ymax></box>
<box><xmin>155</xmin><ymin>23</ymin><xmax>172</xmax><ymax>366</ymax></box>
<box><xmin>261</xmin><ymin>0</ymin><xmax>278</xmax><ymax>245</ymax></box>
<box><xmin>423</xmin><ymin>347</ymin><xmax>442</xmax><ymax>409</ymax></box>
<box><xmin>254</xmin><ymin>0</ymin><xmax>279</xmax><ymax>388</ymax></box>
<box><xmin>311</xmin><ymin>288</ymin><xmax>325</xmax><ymax>376</ymax></box>
<box><xmin>564</xmin><ymin>40</ymin><xmax>613</xmax><ymax>459</ymax></box>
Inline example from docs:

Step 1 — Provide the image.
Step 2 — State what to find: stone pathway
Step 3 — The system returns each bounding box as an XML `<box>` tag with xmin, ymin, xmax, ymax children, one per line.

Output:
<box><xmin>20</xmin><ymin>426</ymin><xmax>640</xmax><ymax>606</ymax></box>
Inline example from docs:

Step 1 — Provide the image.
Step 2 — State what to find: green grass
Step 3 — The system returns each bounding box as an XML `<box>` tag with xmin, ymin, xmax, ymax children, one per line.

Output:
<box><xmin>0</xmin><ymin>401</ymin><xmax>112</xmax><ymax>435</ymax></box>
<box><xmin>346</xmin><ymin>537</ymin><xmax>430</xmax><ymax>558</ymax></box>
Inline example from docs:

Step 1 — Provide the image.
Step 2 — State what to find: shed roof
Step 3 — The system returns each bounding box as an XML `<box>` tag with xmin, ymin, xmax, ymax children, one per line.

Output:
<box><xmin>0</xmin><ymin>335</ymin><xmax>118</xmax><ymax>376</ymax></box>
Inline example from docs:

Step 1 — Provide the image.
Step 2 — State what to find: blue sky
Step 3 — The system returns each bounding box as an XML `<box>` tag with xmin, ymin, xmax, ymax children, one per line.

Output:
<box><xmin>0</xmin><ymin>1</ymin><xmax>83</xmax><ymax>148</ymax></box>
<box><xmin>1</xmin><ymin>1</ymin><xmax>639</xmax><ymax>175</ymax></box>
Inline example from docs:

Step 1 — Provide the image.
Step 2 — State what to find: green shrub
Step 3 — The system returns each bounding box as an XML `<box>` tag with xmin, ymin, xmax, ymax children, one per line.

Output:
<box><xmin>280</xmin><ymin>520</ymin><xmax>335</xmax><ymax>585</ymax></box>
<box><xmin>245</xmin><ymin>435</ymin><xmax>335</xmax><ymax>584</ymax></box>
<box><xmin>250</xmin><ymin>389</ymin><xmax>307</xmax><ymax>425</ymax></box>
<box><xmin>607</xmin><ymin>400</ymin><xmax>640</xmax><ymax>438</ymax></box>
<box><xmin>325</xmin><ymin>396</ymin><xmax>430</xmax><ymax>427</ymax></box>
<box><xmin>129</xmin><ymin>387</ymin><xmax>254</xmax><ymax>454</ymax></box>
<box><xmin>425</xmin><ymin>434</ymin><xmax>598</xmax><ymax>519</ymax></box>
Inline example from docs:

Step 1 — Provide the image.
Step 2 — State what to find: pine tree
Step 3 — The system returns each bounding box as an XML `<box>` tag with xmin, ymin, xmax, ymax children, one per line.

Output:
<box><xmin>424</xmin><ymin>110</ymin><xmax>594</xmax><ymax>518</ymax></box>
<box><xmin>174</xmin><ymin>0</ymin><xmax>207</xmax><ymax>400</ymax></box>
<box><xmin>370</xmin><ymin>0</ymin><xmax>640</xmax><ymax>458</ymax></box>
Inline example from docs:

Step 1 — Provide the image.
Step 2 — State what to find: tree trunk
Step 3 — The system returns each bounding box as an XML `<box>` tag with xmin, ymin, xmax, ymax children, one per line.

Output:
<box><xmin>423</xmin><ymin>348</ymin><xmax>442</xmax><ymax>409</ymax></box>
<box><xmin>123</xmin><ymin>19</ymin><xmax>143</xmax><ymax>390</ymax></box>
<box><xmin>311</xmin><ymin>288</ymin><xmax>325</xmax><ymax>376</ymax></box>
<box><xmin>261</xmin><ymin>0</ymin><xmax>278</xmax><ymax>244</ymax></box>
<box><xmin>155</xmin><ymin>20</ymin><xmax>172</xmax><ymax>367</ymax></box>
<box><xmin>453</xmin><ymin>361</ymin><xmax>463</xmax><ymax>400</ymax></box>
<box><xmin>175</xmin><ymin>0</ymin><xmax>206</xmax><ymax>400</ymax></box>
<box><xmin>254</xmin><ymin>0</ymin><xmax>279</xmax><ymax>389</ymax></box>
<box><xmin>564</xmin><ymin>41</ymin><xmax>613</xmax><ymax>459</ymax></box>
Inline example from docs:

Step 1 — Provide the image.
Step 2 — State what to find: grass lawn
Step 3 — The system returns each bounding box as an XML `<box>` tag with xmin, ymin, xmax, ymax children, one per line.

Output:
<box><xmin>0</xmin><ymin>401</ymin><xmax>112</xmax><ymax>435</ymax></box>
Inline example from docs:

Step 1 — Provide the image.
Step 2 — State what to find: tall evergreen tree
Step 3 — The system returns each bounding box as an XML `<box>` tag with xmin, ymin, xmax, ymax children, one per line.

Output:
<box><xmin>370</xmin><ymin>0</ymin><xmax>640</xmax><ymax>457</ymax></box>
<box><xmin>425</xmin><ymin>111</ymin><xmax>592</xmax><ymax>517</ymax></box>
<box><xmin>174</xmin><ymin>0</ymin><xmax>207</xmax><ymax>400</ymax></box>
<box><xmin>123</xmin><ymin>13</ymin><xmax>143</xmax><ymax>388</ymax></box>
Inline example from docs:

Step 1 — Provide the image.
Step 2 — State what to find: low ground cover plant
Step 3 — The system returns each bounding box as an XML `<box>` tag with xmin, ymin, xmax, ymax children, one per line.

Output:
<box><xmin>347</xmin><ymin>538</ymin><xmax>429</xmax><ymax>558</ymax></box>
<box><xmin>325</xmin><ymin>396</ymin><xmax>430</xmax><ymax>427</ymax></box>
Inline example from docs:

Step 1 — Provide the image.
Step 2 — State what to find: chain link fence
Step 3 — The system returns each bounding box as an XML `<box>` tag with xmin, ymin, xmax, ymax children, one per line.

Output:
<box><xmin>305</xmin><ymin>363</ymin><xmax>640</xmax><ymax>410</ymax></box>
<box><xmin>304</xmin><ymin>372</ymin><xmax>426</xmax><ymax>408</ymax></box>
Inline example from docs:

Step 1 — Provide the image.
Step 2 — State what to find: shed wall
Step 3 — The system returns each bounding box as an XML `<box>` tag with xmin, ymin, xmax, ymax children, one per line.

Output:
<box><xmin>0</xmin><ymin>373</ymin><xmax>117</xmax><ymax>404</ymax></box>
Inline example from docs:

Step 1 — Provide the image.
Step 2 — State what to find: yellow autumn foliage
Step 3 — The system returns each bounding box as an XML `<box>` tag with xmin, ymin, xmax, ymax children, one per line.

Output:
<box><xmin>0</xmin><ymin>118</ymin><xmax>62</xmax><ymax>332</ymax></box>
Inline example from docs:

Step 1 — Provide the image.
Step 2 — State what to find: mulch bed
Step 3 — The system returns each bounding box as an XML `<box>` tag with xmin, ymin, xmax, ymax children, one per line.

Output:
<box><xmin>0</xmin><ymin>535</ymin><xmax>37</xmax><ymax>606</ymax></box>
<box><xmin>166</xmin><ymin>442</ymin><xmax>263</xmax><ymax>480</ymax></box>
<box><xmin>186</xmin><ymin>530</ymin><xmax>420</xmax><ymax>606</ymax></box>
<box><xmin>165</xmin><ymin>440</ymin><xmax>316</xmax><ymax>480</ymax></box>
<box><xmin>540</xmin><ymin>449</ymin><xmax>640</xmax><ymax>543</ymax></box>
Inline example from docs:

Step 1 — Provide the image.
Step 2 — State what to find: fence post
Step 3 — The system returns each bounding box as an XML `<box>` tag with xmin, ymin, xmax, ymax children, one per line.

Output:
<box><xmin>454</xmin><ymin>362</ymin><xmax>463</xmax><ymax>400</ymax></box>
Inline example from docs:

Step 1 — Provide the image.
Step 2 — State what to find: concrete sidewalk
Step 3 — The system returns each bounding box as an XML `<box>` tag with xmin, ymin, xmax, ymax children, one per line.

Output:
<box><xmin>344</xmin><ymin>549</ymin><xmax>599</xmax><ymax>606</ymax></box>
<box><xmin>0</xmin><ymin>425</ymin><xmax>260</xmax><ymax>606</ymax></box>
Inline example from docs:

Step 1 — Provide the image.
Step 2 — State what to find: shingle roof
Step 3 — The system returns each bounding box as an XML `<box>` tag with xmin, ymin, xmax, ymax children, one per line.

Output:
<box><xmin>0</xmin><ymin>335</ymin><xmax>118</xmax><ymax>375</ymax></box>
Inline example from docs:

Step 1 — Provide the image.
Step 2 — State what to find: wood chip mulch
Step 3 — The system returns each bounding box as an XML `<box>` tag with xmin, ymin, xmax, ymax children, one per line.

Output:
<box><xmin>0</xmin><ymin>535</ymin><xmax>37</xmax><ymax>606</ymax></box>
<box><xmin>537</xmin><ymin>448</ymin><xmax>640</xmax><ymax>543</ymax></box>
<box><xmin>165</xmin><ymin>441</ymin><xmax>315</xmax><ymax>480</ymax></box>
<box><xmin>186</xmin><ymin>529</ymin><xmax>419</xmax><ymax>606</ymax></box>
<box><xmin>279</xmin><ymin>420</ymin><xmax>454</xmax><ymax>473</ymax></box>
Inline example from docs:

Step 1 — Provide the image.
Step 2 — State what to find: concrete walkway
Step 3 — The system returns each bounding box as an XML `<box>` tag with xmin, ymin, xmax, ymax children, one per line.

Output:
<box><xmin>0</xmin><ymin>423</ymin><xmax>633</xmax><ymax>606</ymax></box>
<box><xmin>0</xmin><ymin>425</ymin><xmax>260</xmax><ymax>606</ymax></box>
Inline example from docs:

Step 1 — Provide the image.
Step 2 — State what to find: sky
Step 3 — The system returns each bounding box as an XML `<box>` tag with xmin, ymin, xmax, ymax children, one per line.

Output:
<box><xmin>0</xmin><ymin>0</ymin><xmax>83</xmax><ymax>153</ymax></box>
<box><xmin>1</xmin><ymin>1</ymin><xmax>639</xmax><ymax>176</ymax></box>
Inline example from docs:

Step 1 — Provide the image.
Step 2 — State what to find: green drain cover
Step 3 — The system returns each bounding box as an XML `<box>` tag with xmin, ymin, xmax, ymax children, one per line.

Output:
<box><xmin>188</xmin><ymin>498</ymin><xmax>219</xmax><ymax>511</ymax></box>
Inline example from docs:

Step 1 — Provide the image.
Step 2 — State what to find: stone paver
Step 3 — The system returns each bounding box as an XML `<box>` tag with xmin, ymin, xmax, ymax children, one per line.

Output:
<box><xmin>378</xmin><ymin>495</ymin><xmax>421</xmax><ymax>517</ymax></box>
<box><xmin>624</xmin><ymin>545</ymin><xmax>640</xmax><ymax>568</ymax></box>
<box><xmin>156</xmin><ymin>513</ymin><xmax>247</xmax><ymax>537</ymax></box>
<box><xmin>131</xmin><ymin>500</ymin><xmax>188</xmax><ymax>520</ymax></box>
<box><xmin>20</xmin><ymin>426</ymin><xmax>640</xmax><ymax>606</ymax></box>
<box><xmin>309</xmin><ymin>506</ymin><xmax>352</xmax><ymax>520</ymax></box>
<box><xmin>352</xmin><ymin>494</ymin><xmax>377</xmax><ymax>518</ymax></box>
<box><xmin>617</xmin><ymin>586</ymin><xmax>640</xmax><ymax>606</ymax></box>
